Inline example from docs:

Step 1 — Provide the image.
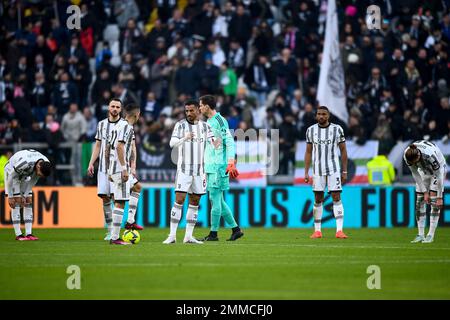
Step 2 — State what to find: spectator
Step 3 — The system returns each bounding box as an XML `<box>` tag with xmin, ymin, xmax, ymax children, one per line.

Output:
<box><xmin>30</xmin><ymin>72</ymin><xmax>51</xmax><ymax>122</ymax></box>
<box><xmin>244</xmin><ymin>54</ymin><xmax>273</xmax><ymax>107</ymax></box>
<box><xmin>61</xmin><ymin>103</ymin><xmax>87</xmax><ymax>143</ymax></box>
<box><xmin>219</xmin><ymin>62</ymin><xmax>238</xmax><ymax>100</ymax></box>
<box><xmin>83</xmin><ymin>107</ymin><xmax>98</xmax><ymax>142</ymax></box>
<box><xmin>25</xmin><ymin>120</ymin><xmax>46</xmax><ymax>143</ymax></box>
<box><xmin>175</xmin><ymin>57</ymin><xmax>198</xmax><ymax>97</ymax></box>
<box><xmin>274</xmin><ymin>48</ymin><xmax>298</xmax><ymax>97</ymax></box>
<box><xmin>120</xmin><ymin>18</ymin><xmax>143</xmax><ymax>56</ymax></box>
<box><xmin>227</xmin><ymin>38</ymin><xmax>245</xmax><ymax>77</ymax></box>
<box><xmin>198</xmin><ymin>53</ymin><xmax>220</xmax><ymax>95</ymax></box>
<box><xmin>228</xmin><ymin>4</ymin><xmax>252</xmax><ymax>49</ymax></box>
<box><xmin>150</xmin><ymin>54</ymin><xmax>172</xmax><ymax>105</ymax></box>
<box><xmin>52</xmin><ymin>72</ymin><xmax>79</xmax><ymax>116</ymax></box>
<box><xmin>279</xmin><ymin>113</ymin><xmax>299</xmax><ymax>175</ymax></box>
<box><xmin>142</xmin><ymin>91</ymin><xmax>161</xmax><ymax>121</ymax></box>
<box><xmin>114</xmin><ymin>0</ymin><xmax>140</xmax><ymax>29</ymax></box>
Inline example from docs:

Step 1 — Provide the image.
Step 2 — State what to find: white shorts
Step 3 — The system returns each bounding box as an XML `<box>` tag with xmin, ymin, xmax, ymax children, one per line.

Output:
<box><xmin>313</xmin><ymin>172</ymin><xmax>342</xmax><ymax>193</ymax></box>
<box><xmin>4</xmin><ymin>165</ymin><xmax>34</xmax><ymax>198</ymax></box>
<box><xmin>110</xmin><ymin>172</ymin><xmax>138</xmax><ymax>201</ymax></box>
<box><xmin>416</xmin><ymin>170</ymin><xmax>446</xmax><ymax>195</ymax></box>
<box><xmin>97</xmin><ymin>171</ymin><xmax>112</xmax><ymax>196</ymax></box>
<box><xmin>175</xmin><ymin>171</ymin><xmax>207</xmax><ymax>195</ymax></box>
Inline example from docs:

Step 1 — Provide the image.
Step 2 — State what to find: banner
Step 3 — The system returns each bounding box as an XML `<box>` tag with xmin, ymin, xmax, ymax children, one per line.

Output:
<box><xmin>232</xmin><ymin>141</ymin><xmax>267</xmax><ymax>186</ymax></box>
<box><xmin>2</xmin><ymin>186</ymin><xmax>448</xmax><ymax>229</ymax></box>
<box><xmin>0</xmin><ymin>187</ymin><xmax>103</xmax><ymax>228</ymax></box>
<box><xmin>294</xmin><ymin>140</ymin><xmax>379</xmax><ymax>184</ymax></box>
<box><xmin>317</xmin><ymin>0</ymin><xmax>348</xmax><ymax>123</ymax></box>
<box><xmin>136</xmin><ymin>145</ymin><xmax>177</xmax><ymax>183</ymax></box>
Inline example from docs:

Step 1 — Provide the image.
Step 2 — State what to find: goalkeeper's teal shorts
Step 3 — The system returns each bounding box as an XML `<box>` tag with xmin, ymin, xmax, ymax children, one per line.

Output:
<box><xmin>206</xmin><ymin>172</ymin><xmax>229</xmax><ymax>191</ymax></box>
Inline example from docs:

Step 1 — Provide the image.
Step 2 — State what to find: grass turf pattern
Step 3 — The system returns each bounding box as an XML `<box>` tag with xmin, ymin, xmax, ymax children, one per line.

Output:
<box><xmin>0</xmin><ymin>228</ymin><xmax>449</xmax><ymax>299</ymax></box>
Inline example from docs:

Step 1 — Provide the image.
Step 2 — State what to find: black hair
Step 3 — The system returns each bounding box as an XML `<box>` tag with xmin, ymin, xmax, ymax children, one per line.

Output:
<box><xmin>317</xmin><ymin>105</ymin><xmax>330</xmax><ymax>113</ymax></box>
<box><xmin>184</xmin><ymin>99</ymin><xmax>199</xmax><ymax>108</ymax></box>
<box><xmin>39</xmin><ymin>161</ymin><xmax>52</xmax><ymax>177</ymax></box>
<box><xmin>124</xmin><ymin>103</ymin><xmax>140</xmax><ymax>115</ymax></box>
<box><xmin>199</xmin><ymin>95</ymin><xmax>216</xmax><ymax>109</ymax></box>
<box><xmin>109</xmin><ymin>98</ymin><xmax>122</xmax><ymax>105</ymax></box>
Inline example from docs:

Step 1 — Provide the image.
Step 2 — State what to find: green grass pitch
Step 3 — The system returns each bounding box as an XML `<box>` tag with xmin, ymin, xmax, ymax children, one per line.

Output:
<box><xmin>1</xmin><ymin>228</ymin><xmax>449</xmax><ymax>299</ymax></box>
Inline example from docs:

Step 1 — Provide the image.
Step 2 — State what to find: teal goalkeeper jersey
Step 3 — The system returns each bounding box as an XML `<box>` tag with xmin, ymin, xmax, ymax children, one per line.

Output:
<box><xmin>204</xmin><ymin>112</ymin><xmax>236</xmax><ymax>174</ymax></box>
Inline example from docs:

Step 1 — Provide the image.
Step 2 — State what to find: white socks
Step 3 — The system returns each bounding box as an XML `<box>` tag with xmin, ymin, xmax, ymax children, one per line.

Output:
<box><xmin>169</xmin><ymin>203</ymin><xmax>183</xmax><ymax>237</ymax></box>
<box><xmin>313</xmin><ymin>203</ymin><xmax>323</xmax><ymax>232</ymax></box>
<box><xmin>417</xmin><ymin>201</ymin><xmax>426</xmax><ymax>237</ymax></box>
<box><xmin>127</xmin><ymin>192</ymin><xmax>140</xmax><ymax>224</ymax></box>
<box><xmin>111</xmin><ymin>208</ymin><xmax>124</xmax><ymax>240</ymax></box>
<box><xmin>23</xmin><ymin>203</ymin><xmax>33</xmax><ymax>235</ymax></box>
<box><xmin>429</xmin><ymin>198</ymin><xmax>440</xmax><ymax>237</ymax></box>
<box><xmin>333</xmin><ymin>201</ymin><xmax>344</xmax><ymax>232</ymax></box>
<box><xmin>11</xmin><ymin>206</ymin><xmax>22</xmax><ymax>236</ymax></box>
<box><xmin>185</xmin><ymin>205</ymin><xmax>199</xmax><ymax>239</ymax></box>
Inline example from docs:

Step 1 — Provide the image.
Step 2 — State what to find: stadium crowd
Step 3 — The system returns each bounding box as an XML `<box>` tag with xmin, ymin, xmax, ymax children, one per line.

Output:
<box><xmin>0</xmin><ymin>0</ymin><xmax>449</xmax><ymax>177</ymax></box>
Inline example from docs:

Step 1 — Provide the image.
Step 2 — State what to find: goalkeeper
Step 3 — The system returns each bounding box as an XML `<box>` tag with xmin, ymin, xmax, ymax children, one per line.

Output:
<box><xmin>198</xmin><ymin>95</ymin><xmax>244</xmax><ymax>241</ymax></box>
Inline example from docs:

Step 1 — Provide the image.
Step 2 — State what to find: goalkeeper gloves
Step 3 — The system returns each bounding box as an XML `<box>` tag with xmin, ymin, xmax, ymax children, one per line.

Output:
<box><xmin>226</xmin><ymin>160</ymin><xmax>239</xmax><ymax>179</ymax></box>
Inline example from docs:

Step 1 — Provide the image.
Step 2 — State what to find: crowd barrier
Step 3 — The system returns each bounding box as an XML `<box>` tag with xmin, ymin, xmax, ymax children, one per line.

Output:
<box><xmin>1</xmin><ymin>186</ymin><xmax>449</xmax><ymax>229</ymax></box>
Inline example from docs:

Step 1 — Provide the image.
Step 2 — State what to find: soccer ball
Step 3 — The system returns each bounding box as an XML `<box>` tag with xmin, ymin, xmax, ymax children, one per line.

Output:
<box><xmin>122</xmin><ymin>229</ymin><xmax>141</xmax><ymax>244</ymax></box>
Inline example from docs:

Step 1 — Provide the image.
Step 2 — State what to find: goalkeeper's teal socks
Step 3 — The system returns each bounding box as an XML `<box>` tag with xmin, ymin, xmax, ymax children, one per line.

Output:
<box><xmin>221</xmin><ymin>193</ymin><xmax>238</xmax><ymax>228</ymax></box>
<box><xmin>209</xmin><ymin>189</ymin><xmax>238</xmax><ymax>231</ymax></box>
<box><xmin>209</xmin><ymin>189</ymin><xmax>222</xmax><ymax>232</ymax></box>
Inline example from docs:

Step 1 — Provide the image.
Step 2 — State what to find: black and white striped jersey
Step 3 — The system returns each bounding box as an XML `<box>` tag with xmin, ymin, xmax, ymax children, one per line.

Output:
<box><xmin>403</xmin><ymin>140</ymin><xmax>446</xmax><ymax>175</ymax></box>
<box><xmin>106</xmin><ymin>120</ymin><xmax>135</xmax><ymax>175</ymax></box>
<box><xmin>306</xmin><ymin>123</ymin><xmax>346</xmax><ymax>176</ymax></box>
<box><xmin>6</xmin><ymin>149</ymin><xmax>49</xmax><ymax>179</ymax></box>
<box><xmin>171</xmin><ymin>119</ymin><xmax>214</xmax><ymax>176</ymax></box>
<box><xmin>95</xmin><ymin>118</ymin><xmax>128</xmax><ymax>174</ymax></box>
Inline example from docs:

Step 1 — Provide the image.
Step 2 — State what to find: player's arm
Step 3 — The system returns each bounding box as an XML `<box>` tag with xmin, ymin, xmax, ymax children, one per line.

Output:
<box><xmin>304</xmin><ymin>144</ymin><xmax>312</xmax><ymax>183</ymax></box>
<box><xmin>130</xmin><ymin>138</ymin><xmax>137</xmax><ymax>177</ymax></box>
<box><xmin>304</xmin><ymin>127</ymin><xmax>312</xmax><ymax>183</ymax></box>
<box><xmin>116</xmin><ymin>141</ymin><xmax>128</xmax><ymax>182</ymax></box>
<box><xmin>88</xmin><ymin>140</ymin><xmax>101</xmax><ymax>177</ymax></box>
<box><xmin>88</xmin><ymin>124</ymin><xmax>103</xmax><ymax>176</ymax></box>
<box><xmin>117</xmin><ymin>126</ymin><xmax>131</xmax><ymax>182</ymax></box>
<box><xmin>337</xmin><ymin>126</ymin><xmax>348</xmax><ymax>183</ymax></box>
<box><xmin>408</xmin><ymin>163</ymin><xmax>427</xmax><ymax>194</ymax></box>
<box><xmin>338</xmin><ymin>142</ymin><xmax>348</xmax><ymax>183</ymax></box>
<box><xmin>435</xmin><ymin>165</ymin><xmax>445</xmax><ymax>206</ymax></box>
<box><xmin>169</xmin><ymin>123</ymin><xmax>193</xmax><ymax>148</ymax></box>
<box><xmin>222</xmin><ymin>121</ymin><xmax>239</xmax><ymax>178</ymax></box>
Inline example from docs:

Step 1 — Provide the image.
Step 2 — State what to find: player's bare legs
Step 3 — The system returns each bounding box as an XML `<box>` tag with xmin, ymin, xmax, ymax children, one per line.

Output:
<box><xmin>163</xmin><ymin>192</ymin><xmax>188</xmax><ymax>244</ymax></box>
<box><xmin>99</xmin><ymin>195</ymin><xmax>113</xmax><ymax>240</ymax></box>
<box><xmin>184</xmin><ymin>194</ymin><xmax>203</xmax><ymax>244</ymax></box>
<box><xmin>125</xmin><ymin>182</ymin><xmax>144</xmax><ymax>230</ymax></box>
<box><xmin>411</xmin><ymin>192</ymin><xmax>426</xmax><ymax>243</ymax></box>
<box><xmin>331</xmin><ymin>191</ymin><xmax>347</xmax><ymax>238</ymax></box>
<box><xmin>310</xmin><ymin>191</ymin><xmax>324</xmax><ymax>238</ymax></box>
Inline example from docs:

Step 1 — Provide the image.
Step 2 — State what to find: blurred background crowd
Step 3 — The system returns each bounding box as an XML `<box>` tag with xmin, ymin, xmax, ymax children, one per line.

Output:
<box><xmin>0</xmin><ymin>0</ymin><xmax>449</xmax><ymax>181</ymax></box>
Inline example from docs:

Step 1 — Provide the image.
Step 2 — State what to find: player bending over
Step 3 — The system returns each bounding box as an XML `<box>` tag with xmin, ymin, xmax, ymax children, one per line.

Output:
<box><xmin>404</xmin><ymin>141</ymin><xmax>446</xmax><ymax>243</ymax></box>
<box><xmin>4</xmin><ymin>149</ymin><xmax>52</xmax><ymax>240</ymax></box>
<box><xmin>163</xmin><ymin>100</ymin><xmax>215</xmax><ymax>244</ymax></box>
<box><xmin>198</xmin><ymin>95</ymin><xmax>244</xmax><ymax>241</ymax></box>
<box><xmin>106</xmin><ymin>104</ymin><xmax>142</xmax><ymax>245</ymax></box>
<box><xmin>304</xmin><ymin>106</ymin><xmax>348</xmax><ymax>239</ymax></box>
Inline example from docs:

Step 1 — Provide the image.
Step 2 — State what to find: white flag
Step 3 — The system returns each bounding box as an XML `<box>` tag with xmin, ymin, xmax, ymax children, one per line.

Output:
<box><xmin>317</xmin><ymin>0</ymin><xmax>348</xmax><ymax>123</ymax></box>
